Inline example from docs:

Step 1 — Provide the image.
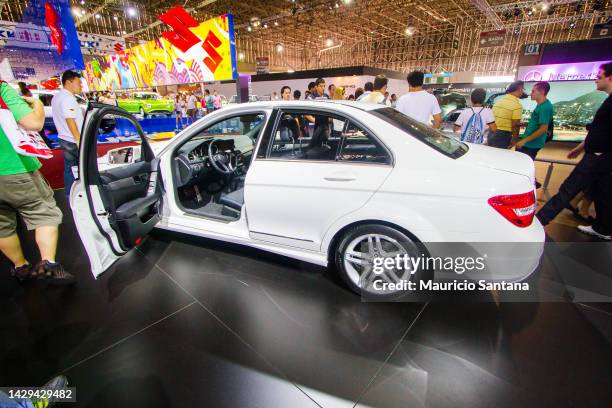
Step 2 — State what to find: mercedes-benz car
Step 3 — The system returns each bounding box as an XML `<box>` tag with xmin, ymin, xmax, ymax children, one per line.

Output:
<box><xmin>71</xmin><ymin>101</ymin><xmax>544</xmax><ymax>296</ymax></box>
<box><xmin>117</xmin><ymin>92</ymin><xmax>175</xmax><ymax>116</ymax></box>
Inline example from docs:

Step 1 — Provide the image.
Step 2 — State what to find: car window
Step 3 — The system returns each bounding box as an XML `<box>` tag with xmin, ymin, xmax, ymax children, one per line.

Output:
<box><xmin>265</xmin><ymin>110</ymin><xmax>346</xmax><ymax>161</ymax></box>
<box><xmin>338</xmin><ymin>121</ymin><xmax>390</xmax><ymax>164</ymax></box>
<box><xmin>372</xmin><ymin>108</ymin><xmax>468</xmax><ymax>159</ymax></box>
<box><xmin>193</xmin><ymin>113</ymin><xmax>266</xmax><ymax>152</ymax></box>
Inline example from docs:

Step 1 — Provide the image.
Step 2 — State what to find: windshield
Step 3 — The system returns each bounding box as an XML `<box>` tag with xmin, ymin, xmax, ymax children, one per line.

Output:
<box><xmin>371</xmin><ymin>108</ymin><xmax>468</xmax><ymax>159</ymax></box>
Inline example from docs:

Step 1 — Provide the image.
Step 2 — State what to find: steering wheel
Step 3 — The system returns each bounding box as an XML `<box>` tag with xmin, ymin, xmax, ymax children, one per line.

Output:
<box><xmin>208</xmin><ymin>139</ymin><xmax>238</xmax><ymax>175</ymax></box>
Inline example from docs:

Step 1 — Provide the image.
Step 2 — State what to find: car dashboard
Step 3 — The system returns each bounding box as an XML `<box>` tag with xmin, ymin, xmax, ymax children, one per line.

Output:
<box><xmin>174</xmin><ymin>137</ymin><xmax>250</xmax><ymax>187</ymax></box>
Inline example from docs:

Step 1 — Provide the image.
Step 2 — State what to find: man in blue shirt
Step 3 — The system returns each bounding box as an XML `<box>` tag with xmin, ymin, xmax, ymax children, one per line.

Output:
<box><xmin>513</xmin><ymin>81</ymin><xmax>554</xmax><ymax>160</ymax></box>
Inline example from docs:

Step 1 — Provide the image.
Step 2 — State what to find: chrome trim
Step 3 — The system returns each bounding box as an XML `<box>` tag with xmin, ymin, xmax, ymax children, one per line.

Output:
<box><xmin>250</xmin><ymin>230</ymin><xmax>314</xmax><ymax>243</ymax></box>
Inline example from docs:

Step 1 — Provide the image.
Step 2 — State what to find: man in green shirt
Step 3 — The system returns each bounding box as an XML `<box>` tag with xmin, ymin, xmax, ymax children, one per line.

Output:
<box><xmin>0</xmin><ymin>81</ymin><xmax>75</xmax><ymax>284</ymax></box>
<box><xmin>513</xmin><ymin>81</ymin><xmax>554</xmax><ymax>160</ymax></box>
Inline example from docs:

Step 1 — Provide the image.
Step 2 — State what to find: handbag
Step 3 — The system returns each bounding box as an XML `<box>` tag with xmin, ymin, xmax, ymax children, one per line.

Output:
<box><xmin>0</xmin><ymin>82</ymin><xmax>53</xmax><ymax>159</ymax></box>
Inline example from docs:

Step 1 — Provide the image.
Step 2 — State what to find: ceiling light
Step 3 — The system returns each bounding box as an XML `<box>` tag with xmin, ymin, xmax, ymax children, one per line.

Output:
<box><xmin>405</xmin><ymin>26</ymin><xmax>415</xmax><ymax>36</ymax></box>
<box><xmin>325</xmin><ymin>38</ymin><xmax>333</xmax><ymax>47</ymax></box>
<box><xmin>276</xmin><ymin>43</ymin><xmax>284</xmax><ymax>53</ymax></box>
<box><xmin>569</xmin><ymin>21</ymin><xmax>576</xmax><ymax>28</ymax></box>
<box><xmin>335</xmin><ymin>2</ymin><xmax>339</xmax><ymax>8</ymax></box>
<box><xmin>95</xmin><ymin>13</ymin><xmax>101</xmax><ymax>19</ymax></box>
<box><xmin>247</xmin><ymin>25</ymin><xmax>252</xmax><ymax>32</ymax></box>
<box><xmin>342</xmin><ymin>0</ymin><xmax>353</xmax><ymax>4</ymax></box>
<box><xmin>541</xmin><ymin>3</ymin><xmax>549</xmax><ymax>11</ymax></box>
<box><xmin>287</xmin><ymin>69</ymin><xmax>295</xmax><ymax>73</ymax></box>
<box><xmin>72</xmin><ymin>8</ymin><xmax>79</xmax><ymax>16</ymax></box>
<box><xmin>80</xmin><ymin>0</ymin><xmax>85</xmax><ymax>4</ymax></box>
<box><xmin>263</xmin><ymin>23</ymin><xmax>268</xmax><ymax>28</ymax></box>
<box><xmin>122</xmin><ymin>30</ymin><xmax>127</xmax><ymax>35</ymax></box>
<box><xmin>274</xmin><ymin>21</ymin><xmax>279</xmax><ymax>26</ymax></box>
<box><xmin>526</xmin><ymin>9</ymin><xmax>533</xmax><ymax>16</ymax></box>
<box><xmin>113</xmin><ymin>16</ymin><xmax>118</xmax><ymax>21</ymax></box>
<box><xmin>238</xmin><ymin>52</ymin><xmax>245</xmax><ymax>61</ymax></box>
<box><xmin>116</xmin><ymin>31</ymin><xmax>121</xmax><ymax>35</ymax></box>
<box><xmin>127</xmin><ymin>7</ymin><xmax>137</xmax><ymax>17</ymax></box>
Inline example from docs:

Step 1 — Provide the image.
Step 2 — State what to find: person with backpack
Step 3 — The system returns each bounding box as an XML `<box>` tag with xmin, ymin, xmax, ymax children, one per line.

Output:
<box><xmin>513</xmin><ymin>81</ymin><xmax>554</xmax><ymax>160</ymax></box>
<box><xmin>453</xmin><ymin>88</ymin><xmax>496</xmax><ymax>144</ymax></box>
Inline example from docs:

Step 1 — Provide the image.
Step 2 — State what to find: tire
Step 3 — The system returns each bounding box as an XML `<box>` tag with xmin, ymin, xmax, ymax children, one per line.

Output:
<box><xmin>334</xmin><ymin>224</ymin><xmax>432</xmax><ymax>299</ymax></box>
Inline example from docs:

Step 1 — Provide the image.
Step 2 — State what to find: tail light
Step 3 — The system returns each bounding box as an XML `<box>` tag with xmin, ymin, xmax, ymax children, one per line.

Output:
<box><xmin>488</xmin><ymin>192</ymin><xmax>536</xmax><ymax>228</ymax></box>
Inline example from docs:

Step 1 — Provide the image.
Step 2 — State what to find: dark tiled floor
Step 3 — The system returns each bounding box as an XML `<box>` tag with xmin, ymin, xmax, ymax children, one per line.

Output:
<box><xmin>1</xmin><ymin>192</ymin><xmax>611</xmax><ymax>408</ymax></box>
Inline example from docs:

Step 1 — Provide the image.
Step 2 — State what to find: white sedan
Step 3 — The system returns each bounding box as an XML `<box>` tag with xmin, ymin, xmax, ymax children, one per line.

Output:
<box><xmin>71</xmin><ymin>100</ymin><xmax>544</xmax><ymax>296</ymax></box>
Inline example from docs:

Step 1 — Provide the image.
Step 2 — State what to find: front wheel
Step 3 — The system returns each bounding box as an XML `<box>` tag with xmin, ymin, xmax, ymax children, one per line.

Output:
<box><xmin>334</xmin><ymin>224</ymin><xmax>432</xmax><ymax>299</ymax></box>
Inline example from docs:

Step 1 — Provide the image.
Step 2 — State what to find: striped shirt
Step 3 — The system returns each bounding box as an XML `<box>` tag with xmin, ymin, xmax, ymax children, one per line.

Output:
<box><xmin>492</xmin><ymin>94</ymin><xmax>522</xmax><ymax>132</ymax></box>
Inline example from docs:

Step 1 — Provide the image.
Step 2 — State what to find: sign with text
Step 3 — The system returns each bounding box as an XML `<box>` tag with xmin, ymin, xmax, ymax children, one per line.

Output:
<box><xmin>591</xmin><ymin>23</ymin><xmax>611</xmax><ymax>39</ymax></box>
<box><xmin>479</xmin><ymin>30</ymin><xmax>506</xmax><ymax>48</ymax></box>
<box><xmin>84</xmin><ymin>8</ymin><xmax>237</xmax><ymax>90</ymax></box>
<box><xmin>523</xmin><ymin>43</ymin><xmax>541</xmax><ymax>56</ymax></box>
<box><xmin>256</xmin><ymin>56</ymin><xmax>269</xmax><ymax>74</ymax></box>
<box><xmin>517</xmin><ymin>61</ymin><xmax>607</xmax><ymax>82</ymax></box>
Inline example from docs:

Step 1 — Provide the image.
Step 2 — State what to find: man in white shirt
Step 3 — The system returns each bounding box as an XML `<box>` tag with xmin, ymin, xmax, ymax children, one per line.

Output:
<box><xmin>51</xmin><ymin>70</ymin><xmax>84</xmax><ymax>195</ymax></box>
<box><xmin>395</xmin><ymin>71</ymin><xmax>442</xmax><ymax>128</ymax></box>
<box><xmin>360</xmin><ymin>75</ymin><xmax>391</xmax><ymax>105</ymax></box>
<box><xmin>186</xmin><ymin>92</ymin><xmax>197</xmax><ymax>124</ymax></box>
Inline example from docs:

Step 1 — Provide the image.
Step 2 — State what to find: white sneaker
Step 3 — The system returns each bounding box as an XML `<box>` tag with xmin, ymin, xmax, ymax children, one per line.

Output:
<box><xmin>577</xmin><ymin>225</ymin><xmax>612</xmax><ymax>241</ymax></box>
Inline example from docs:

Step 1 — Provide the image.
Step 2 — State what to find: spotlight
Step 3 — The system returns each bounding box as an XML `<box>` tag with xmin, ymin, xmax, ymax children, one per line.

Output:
<box><xmin>95</xmin><ymin>13</ymin><xmax>101</xmax><ymax>19</ymax></box>
<box><xmin>526</xmin><ymin>9</ymin><xmax>533</xmax><ymax>17</ymax></box>
<box><xmin>263</xmin><ymin>23</ymin><xmax>268</xmax><ymax>28</ymax></box>
<box><xmin>513</xmin><ymin>27</ymin><xmax>520</xmax><ymax>35</ymax></box>
<box><xmin>274</xmin><ymin>21</ymin><xmax>279</xmax><ymax>26</ymax></box>
<box><xmin>335</xmin><ymin>2</ymin><xmax>339</xmax><ymax>8</ymax></box>
<box><xmin>325</xmin><ymin>38</ymin><xmax>333</xmax><ymax>47</ymax></box>
<box><xmin>80</xmin><ymin>0</ymin><xmax>85</xmax><ymax>4</ymax></box>
<box><xmin>113</xmin><ymin>16</ymin><xmax>118</xmax><ymax>21</ymax></box>
<box><xmin>122</xmin><ymin>30</ymin><xmax>127</xmax><ymax>35</ymax></box>
<box><xmin>541</xmin><ymin>3</ymin><xmax>548</xmax><ymax>11</ymax></box>
<box><xmin>127</xmin><ymin>7</ymin><xmax>137</xmax><ymax>17</ymax></box>
<box><xmin>247</xmin><ymin>25</ymin><xmax>252</xmax><ymax>32</ymax></box>
<box><xmin>238</xmin><ymin>52</ymin><xmax>245</xmax><ymax>61</ymax></box>
<box><xmin>569</xmin><ymin>21</ymin><xmax>576</xmax><ymax>29</ymax></box>
<box><xmin>405</xmin><ymin>26</ymin><xmax>415</xmax><ymax>36</ymax></box>
<box><xmin>342</xmin><ymin>0</ymin><xmax>353</xmax><ymax>4</ymax></box>
<box><xmin>276</xmin><ymin>43</ymin><xmax>284</xmax><ymax>53</ymax></box>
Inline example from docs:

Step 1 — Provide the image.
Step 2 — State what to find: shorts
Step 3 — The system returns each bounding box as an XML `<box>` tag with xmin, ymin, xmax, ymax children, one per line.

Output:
<box><xmin>0</xmin><ymin>171</ymin><xmax>62</xmax><ymax>237</ymax></box>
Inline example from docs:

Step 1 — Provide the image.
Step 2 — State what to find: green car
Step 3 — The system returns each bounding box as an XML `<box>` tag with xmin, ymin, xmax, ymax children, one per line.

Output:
<box><xmin>117</xmin><ymin>92</ymin><xmax>175</xmax><ymax>117</ymax></box>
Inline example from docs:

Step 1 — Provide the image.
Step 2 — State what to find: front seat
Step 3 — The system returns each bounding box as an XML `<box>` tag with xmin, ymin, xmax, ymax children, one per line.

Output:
<box><xmin>219</xmin><ymin>187</ymin><xmax>244</xmax><ymax>211</ymax></box>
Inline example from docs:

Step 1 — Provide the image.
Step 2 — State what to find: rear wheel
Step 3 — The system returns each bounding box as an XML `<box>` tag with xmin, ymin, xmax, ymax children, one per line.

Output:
<box><xmin>334</xmin><ymin>224</ymin><xmax>431</xmax><ymax>298</ymax></box>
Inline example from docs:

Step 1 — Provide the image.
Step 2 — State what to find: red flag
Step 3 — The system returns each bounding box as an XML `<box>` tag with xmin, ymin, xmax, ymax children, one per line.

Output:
<box><xmin>44</xmin><ymin>1</ymin><xmax>64</xmax><ymax>55</ymax></box>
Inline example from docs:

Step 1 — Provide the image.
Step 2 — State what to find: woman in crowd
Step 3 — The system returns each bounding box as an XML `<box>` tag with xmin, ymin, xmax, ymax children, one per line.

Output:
<box><xmin>212</xmin><ymin>90</ymin><xmax>223</xmax><ymax>111</ymax></box>
<box><xmin>175</xmin><ymin>94</ymin><xmax>186</xmax><ymax>130</ymax></box>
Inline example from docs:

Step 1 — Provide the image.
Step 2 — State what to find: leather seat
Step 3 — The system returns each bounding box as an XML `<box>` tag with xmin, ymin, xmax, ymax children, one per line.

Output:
<box><xmin>219</xmin><ymin>187</ymin><xmax>244</xmax><ymax>211</ymax></box>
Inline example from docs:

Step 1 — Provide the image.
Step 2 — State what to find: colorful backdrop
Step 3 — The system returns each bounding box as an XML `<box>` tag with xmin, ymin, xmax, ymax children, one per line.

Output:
<box><xmin>85</xmin><ymin>11</ymin><xmax>236</xmax><ymax>91</ymax></box>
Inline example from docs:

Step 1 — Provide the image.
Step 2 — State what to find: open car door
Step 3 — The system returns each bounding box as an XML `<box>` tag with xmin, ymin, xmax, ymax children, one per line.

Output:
<box><xmin>70</xmin><ymin>103</ymin><xmax>162</xmax><ymax>278</ymax></box>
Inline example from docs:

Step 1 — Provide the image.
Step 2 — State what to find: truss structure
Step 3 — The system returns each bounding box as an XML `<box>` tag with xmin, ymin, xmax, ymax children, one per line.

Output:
<box><xmin>2</xmin><ymin>0</ymin><xmax>610</xmax><ymax>75</ymax></box>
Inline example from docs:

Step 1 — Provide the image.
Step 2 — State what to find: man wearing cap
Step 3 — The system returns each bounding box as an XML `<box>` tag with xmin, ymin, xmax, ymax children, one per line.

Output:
<box><xmin>490</xmin><ymin>81</ymin><xmax>525</xmax><ymax>149</ymax></box>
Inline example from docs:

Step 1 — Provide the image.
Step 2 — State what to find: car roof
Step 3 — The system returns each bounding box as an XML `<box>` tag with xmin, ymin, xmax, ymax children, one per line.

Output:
<box><xmin>221</xmin><ymin>99</ymin><xmax>383</xmax><ymax>112</ymax></box>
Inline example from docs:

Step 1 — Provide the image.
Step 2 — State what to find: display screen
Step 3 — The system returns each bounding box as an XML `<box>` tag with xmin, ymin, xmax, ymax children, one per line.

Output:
<box><xmin>521</xmin><ymin>81</ymin><xmax>606</xmax><ymax>142</ymax></box>
<box><xmin>84</xmin><ymin>13</ymin><xmax>237</xmax><ymax>90</ymax></box>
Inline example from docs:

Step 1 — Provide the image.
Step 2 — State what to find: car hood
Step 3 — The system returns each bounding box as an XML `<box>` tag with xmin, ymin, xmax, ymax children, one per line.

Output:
<box><xmin>459</xmin><ymin>143</ymin><xmax>534</xmax><ymax>181</ymax></box>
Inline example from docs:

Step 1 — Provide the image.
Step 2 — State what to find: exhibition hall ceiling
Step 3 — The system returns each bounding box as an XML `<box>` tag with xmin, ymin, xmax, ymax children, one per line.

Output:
<box><xmin>1</xmin><ymin>0</ymin><xmax>610</xmax><ymax>74</ymax></box>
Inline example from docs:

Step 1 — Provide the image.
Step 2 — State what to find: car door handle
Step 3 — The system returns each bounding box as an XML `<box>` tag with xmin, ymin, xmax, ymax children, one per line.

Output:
<box><xmin>324</xmin><ymin>177</ymin><xmax>356</xmax><ymax>182</ymax></box>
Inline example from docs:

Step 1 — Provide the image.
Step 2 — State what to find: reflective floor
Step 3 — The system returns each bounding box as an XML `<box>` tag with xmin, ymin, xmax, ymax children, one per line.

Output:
<box><xmin>1</xmin><ymin>193</ymin><xmax>611</xmax><ymax>407</ymax></box>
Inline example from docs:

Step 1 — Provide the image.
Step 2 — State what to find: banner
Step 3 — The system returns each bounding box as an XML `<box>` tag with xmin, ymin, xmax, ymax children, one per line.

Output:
<box><xmin>478</xmin><ymin>30</ymin><xmax>506</xmax><ymax>48</ymax></box>
<box><xmin>0</xmin><ymin>0</ymin><xmax>84</xmax><ymax>82</ymax></box>
<box><xmin>84</xmin><ymin>10</ymin><xmax>237</xmax><ymax>91</ymax></box>
<box><xmin>517</xmin><ymin>61</ymin><xmax>607</xmax><ymax>82</ymax></box>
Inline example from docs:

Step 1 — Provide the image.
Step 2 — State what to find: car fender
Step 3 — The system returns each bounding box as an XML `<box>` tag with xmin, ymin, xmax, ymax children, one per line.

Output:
<box><xmin>320</xmin><ymin>200</ymin><xmax>445</xmax><ymax>255</ymax></box>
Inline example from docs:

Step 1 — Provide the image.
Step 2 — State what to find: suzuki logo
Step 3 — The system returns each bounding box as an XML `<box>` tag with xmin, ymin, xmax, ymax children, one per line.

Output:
<box><xmin>523</xmin><ymin>70</ymin><xmax>543</xmax><ymax>82</ymax></box>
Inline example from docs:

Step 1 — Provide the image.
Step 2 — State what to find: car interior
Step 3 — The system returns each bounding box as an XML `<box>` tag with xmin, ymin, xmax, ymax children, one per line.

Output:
<box><xmin>172</xmin><ymin>113</ymin><xmax>266</xmax><ymax>221</ymax></box>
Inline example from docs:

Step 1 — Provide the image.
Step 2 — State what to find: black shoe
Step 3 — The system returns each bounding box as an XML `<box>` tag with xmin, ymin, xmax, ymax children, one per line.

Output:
<box><xmin>10</xmin><ymin>263</ymin><xmax>32</xmax><ymax>282</ymax></box>
<box><xmin>36</xmin><ymin>261</ymin><xmax>76</xmax><ymax>286</ymax></box>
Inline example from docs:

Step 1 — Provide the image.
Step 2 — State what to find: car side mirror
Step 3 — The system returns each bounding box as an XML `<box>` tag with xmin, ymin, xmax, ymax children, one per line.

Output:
<box><xmin>107</xmin><ymin>147</ymin><xmax>136</xmax><ymax>164</ymax></box>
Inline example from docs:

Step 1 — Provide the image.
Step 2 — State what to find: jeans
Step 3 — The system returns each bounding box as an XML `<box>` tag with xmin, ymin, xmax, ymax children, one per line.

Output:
<box><xmin>537</xmin><ymin>153</ymin><xmax>612</xmax><ymax>234</ymax></box>
<box><xmin>0</xmin><ymin>391</ymin><xmax>34</xmax><ymax>408</ymax></box>
<box><xmin>488</xmin><ymin>130</ymin><xmax>512</xmax><ymax>149</ymax></box>
<box><xmin>517</xmin><ymin>146</ymin><xmax>540</xmax><ymax>160</ymax></box>
<box><xmin>58</xmin><ymin>139</ymin><xmax>78</xmax><ymax>196</ymax></box>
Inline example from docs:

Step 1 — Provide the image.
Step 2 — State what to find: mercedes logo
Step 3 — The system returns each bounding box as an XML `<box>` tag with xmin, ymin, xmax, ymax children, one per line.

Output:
<box><xmin>523</xmin><ymin>70</ymin><xmax>543</xmax><ymax>82</ymax></box>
